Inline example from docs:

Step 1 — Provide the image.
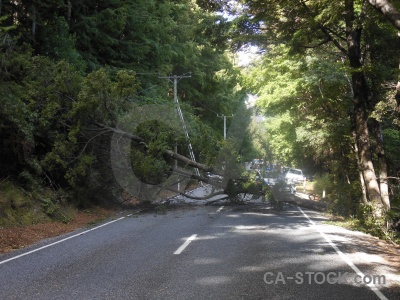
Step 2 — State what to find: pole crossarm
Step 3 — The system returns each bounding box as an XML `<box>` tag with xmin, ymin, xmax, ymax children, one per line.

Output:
<box><xmin>158</xmin><ymin>73</ymin><xmax>192</xmax><ymax>83</ymax></box>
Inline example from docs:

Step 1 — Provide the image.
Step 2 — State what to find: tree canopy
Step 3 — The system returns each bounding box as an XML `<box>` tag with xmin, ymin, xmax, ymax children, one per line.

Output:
<box><xmin>0</xmin><ymin>0</ymin><xmax>250</xmax><ymax>207</ymax></box>
<box><xmin>1</xmin><ymin>0</ymin><xmax>400</xmax><ymax>235</ymax></box>
<box><xmin>233</xmin><ymin>0</ymin><xmax>400</xmax><ymax>224</ymax></box>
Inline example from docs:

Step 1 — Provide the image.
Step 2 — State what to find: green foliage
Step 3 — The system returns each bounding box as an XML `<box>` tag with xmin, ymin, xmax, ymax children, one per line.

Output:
<box><xmin>314</xmin><ymin>173</ymin><xmax>360</xmax><ymax>217</ymax></box>
<box><xmin>329</xmin><ymin>201</ymin><xmax>400</xmax><ymax>243</ymax></box>
<box><xmin>354</xmin><ymin>203</ymin><xmax>389</xmax><ymax>238</ymax></box>
<box><xmin>244</xmin><ymin>44</ymin><xmax>352</xmax><ymax>171</ymax></box>
<box><xmin>235</xmin><ymin>0</ymin><xmax>400</xmax><ymax>236</ymax></box>
<box><xmin>130</xmin><ymin>120</ymin><xmax>178</xmax><ymax>185</ymax></box>
<box><xmin>190</xmin><ymin>117</ymin><xmax>221</xmax><ymax>166</ymax></box>
<box><xmin>38</xmin><ymin>17</ymin><xmax>86</xmax><ymax>71</ymax></box>
<box><xmin>0</xmin><ymin>180</ymin><xmax>72</xmax><ymax>226</ymax></box>
<box><xmin>223</xmin><ymin>168</ymin><xmax>266</xmax><ymax>204</ymax></box>
<box><xmin>0</xmin><ymin>181</ymin><xmax>30</xmax><ymax>210</ymax></box>
<box><xmin>383</xmin><ymin>129</ymin><xmax>400</xmax><ymax>172</ymax></box>
<box><xmin>0</xmin><ymin>0</ymin><xmax>246</xmax><ymax>211</ymax></box>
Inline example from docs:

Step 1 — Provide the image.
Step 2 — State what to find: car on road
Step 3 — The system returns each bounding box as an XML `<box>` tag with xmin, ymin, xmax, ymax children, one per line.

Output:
<box><xmin>250</xmin><ymin>158</ymin><xmax>264</xmax><ymax>170</ymax></box>
<box><xmin>205</xmin><ymin>172</ymin><xmax>223</xmax><ymax>183</ymax></box>
<box><xmin>283</xmin><ymin>168</ymin><xmax>304</xmax><ymax>184</ymax></box>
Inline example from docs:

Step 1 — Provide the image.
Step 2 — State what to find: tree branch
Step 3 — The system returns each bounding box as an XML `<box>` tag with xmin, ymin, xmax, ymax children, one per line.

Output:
<box><xmin>271</xmin><ymin>185</ymin><xmax>327</xmax><ymax>211</ymax></box>
<box><xmin>93</xmin><ymin>122</ymin><xmax>215</xmax><ymax>173</ymax></box>
<box><xmin>299</xmin><ymin>38</ymin><xmax>331</xmax><ymax>49</ymax></box>
<box><xmin>367</xmin><ymin>0</ymin><xmax>400</xmax><ymax>30</ymax></box>
<box><xmin>317</xmin><ymin>25</ymin><xmax>348</xmax><ymax>55</ymax></box>
<box><xmin>171</xmin><ymin>168</ymin><xmax>225</xmax><ymax>188</ymax></box>
<box><xmin>299</xmin><ymin>0</ymin><xmax>348</xmax><ymax>55</ymax></box>
<box><xmin>165</xmin><ymin>150</ymin><xmax>213</xmax><ymax>173</ymax></box>
<box><xmin>166</xmin><ymin>187</ymin><xmax>227</xmax><ymax>201</ymax></box>
<box><xmin>93</xmin><ymin>122</ymin><xmax>147</xmax><ymax>146</ymax></box>
<box><xmin>205</xmin><ymin>197</ymin><xmax>230</xmax><ymax>205</ymax></box>
<box><xmin>69</xmin><ymin>129</ymin><xmax>109</xmax><ymax>163</ymax></box>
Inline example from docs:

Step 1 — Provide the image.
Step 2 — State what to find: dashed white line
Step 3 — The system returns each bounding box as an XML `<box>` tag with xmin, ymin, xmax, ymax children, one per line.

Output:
<box><xmin>0</xmin><ymin>217</ymin><xmax>126</xmax><ymax>265</ymax></box>
<box><xmin>216</xmin><ymin>206</ymin><xmax>224</xmax><ymax>213</ymax></box>
<box><xmin>174</xmin><ymin>234</ymin><xmax>197</xmax><ymax>255</ymax></box>
<box><xmin>298</xmin><ymin>207</ymin><xmax>388</xmax><ymax>300</ymax></box>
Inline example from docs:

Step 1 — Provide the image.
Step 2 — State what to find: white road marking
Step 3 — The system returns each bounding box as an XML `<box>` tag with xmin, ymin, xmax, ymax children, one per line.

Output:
<box><xmin>216</xmin><ymin>206</ymin><xmax>224</xmax><ymax>213</ymax></box>
<box><xmin>298</xmin><ymin>207</ymin><xmax>388</xmax><ymax>300</ymax></box>
<box><xmin>0</xmin><ymin>217</ymin><xmax>126</xmax><ymax>265</ymax></box>
<box><xmin>174</xmin><ymin>234</ymin><xmax>197</xmax><ymax>255</ymax></box>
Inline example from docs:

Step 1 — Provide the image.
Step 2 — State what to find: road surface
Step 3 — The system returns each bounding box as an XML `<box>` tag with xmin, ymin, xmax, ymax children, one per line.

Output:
<box><xmin>0</xmin><ymin>192</ymin><xmax>399</xmax><ymax>299</ymax></box>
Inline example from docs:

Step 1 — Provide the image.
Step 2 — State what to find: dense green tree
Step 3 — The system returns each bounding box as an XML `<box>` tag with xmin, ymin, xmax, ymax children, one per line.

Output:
<box><xmin>0</xmin><ymin>0</ymin><xmax>250</xmax><ymax>208</ymax></box>
<box><xmin>245</xmin><ymin>44</ymin><xmax>352</xmax><ymax>172</ymax></box>
<box><xmin>0</xmin><ymin>37</ymin><xmax>35</xmax><ymax>180</ymax></box>
<box><xmin>236</xmin><ymin>0</ymin><xmax>400</xmax><ymax>220</ymax></box>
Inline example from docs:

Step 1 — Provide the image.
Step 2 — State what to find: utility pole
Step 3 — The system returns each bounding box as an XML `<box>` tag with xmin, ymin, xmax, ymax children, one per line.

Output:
<box><xmin>175</xmin><ymin>143</ymin><xmax>180</xmax><ymax>191</ymax></box>
<box><xmin>218</xmin><ymin>114</ymin><xmax>234</xmax><ymax>140</ymax></box>
<box><xmin>159</xmin><ymin>74</ymin><xmax>201</xmax><ymax>179</ymax></box>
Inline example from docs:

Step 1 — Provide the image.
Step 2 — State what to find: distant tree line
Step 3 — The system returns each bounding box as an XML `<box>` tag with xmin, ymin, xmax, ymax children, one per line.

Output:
<box><xmin>234</xmin><ymin>0</ymin><xmax>400</xmax><ymax>233</ymax></box>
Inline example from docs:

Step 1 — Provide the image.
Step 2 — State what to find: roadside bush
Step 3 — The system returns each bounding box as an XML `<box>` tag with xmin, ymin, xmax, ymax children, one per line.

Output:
<box><xmin>0</xmin><ymin>180</ymin><xmax>75</xmax><ymax>226</ymax></box>
<box><xmin>313</xmin><ymin>173</ymin><xmax>360</xmax><ymax>216</ymax></box>
<box><xmin>0</xmin><ymin>180</ymin><xmax>44</xmax><ymax>226</ymax></box>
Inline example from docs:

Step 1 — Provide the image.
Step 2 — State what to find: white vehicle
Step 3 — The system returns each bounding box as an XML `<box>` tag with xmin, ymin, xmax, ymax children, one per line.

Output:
<box><xmin>284</xmin><ymin>168</ymin><xmax>304</xmax><ymax>184</ymax></box>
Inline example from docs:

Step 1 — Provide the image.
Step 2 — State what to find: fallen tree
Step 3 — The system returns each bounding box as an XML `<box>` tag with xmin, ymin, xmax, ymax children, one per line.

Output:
<box><xmin>95</xmin><ymin>121</ymin><xmax>267</xmax><ymax>201</ymax></box>
<box><xmin>270</xmin><ymin>184</ymin><xmax>327</xmax><ymax>212</ymax></box>
<box><xmin>95</xmin><ymin>122</ymin><xmax>328</xmax><ymax>211</ymax></box>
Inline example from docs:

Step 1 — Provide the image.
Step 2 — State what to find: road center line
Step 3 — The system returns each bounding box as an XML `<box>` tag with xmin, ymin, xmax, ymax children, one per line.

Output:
<box><xmin>174</xmin><ymin>234</ymin><xmax>197</xmax><ymax>255</ymax></box>
<box><xmin>298</xmin><ymin>207</ymin><xmax>388</xmax><ymax>300</ymax></box>
<box><xmin>0</xmin><ymin>217</ymin><xmax>126</xmax><ymax>265</ymax></box>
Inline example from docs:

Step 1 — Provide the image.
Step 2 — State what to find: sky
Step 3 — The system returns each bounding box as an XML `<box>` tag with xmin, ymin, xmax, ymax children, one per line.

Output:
<box><xmin>237</xmin><ymin>45</ymin><xmax>260</xmax><ymax>67</ymax></box>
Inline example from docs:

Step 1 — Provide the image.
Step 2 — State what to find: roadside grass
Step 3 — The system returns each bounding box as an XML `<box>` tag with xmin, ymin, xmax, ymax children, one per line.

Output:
<box><xmin>86</xmin><ymin>218</ymin><xmax>108</xmax><ymax>226</ymax></box>
<box><xmin>0</xmin><ymin>179</ymin><xmax>115</xmax><ymax>229</ymax></box>
<box><xmin>324</xmin><ymin>216</ymin><xmax>400</xmax><ymax>245</ymax></box>
<box><xmin>302</xmin><ymin>180</ymin><xmax>400</xmax><ymax>245</ymax></box>
<box><xmin>0</xmin><ymin>181</ymin><xmax>50</xmax><ymax>227</ymax></box>
<box><xmin>84</xmin><ymin>209</ymin><xmax>114</xmax><ymax>226</ymax></box>
<box><xmin>154</xmin><ymin>205</ymin><xmax>168</xmax><ymax>215</ymax></box>
<box><xmin>324</xmin><ymin>216</ymin><xmax>363</xmax><ymax>231</ymax></box>
<box><xmin>300</xmin><ymin>180</ymin><xmax>322</xmax><ymax>199</ymax></box>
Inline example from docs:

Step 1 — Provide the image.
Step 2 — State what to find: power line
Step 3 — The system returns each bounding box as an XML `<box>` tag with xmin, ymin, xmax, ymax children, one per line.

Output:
<box><xmin>194</xmin><ymin>100</ymin><xmax>219</xmax><ymax>115</ymax></box>
<box><xmin>175</xmin><ymin>85</ymin><xmax>235</xmax><ymax>139</ymax></box>
<box><xmin>176</xmin><ymin>85</ymin><xmax>229</xmax><ymax>117</ymax></box>
<box><xmin>134</xmin><ymin>72</ymin><xmax>162</xmax><ymax>75</ymax></box>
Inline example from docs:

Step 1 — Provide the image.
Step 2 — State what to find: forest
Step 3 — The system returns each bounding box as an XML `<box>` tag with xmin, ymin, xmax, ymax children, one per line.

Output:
<box><xmin>1</xmin><ymin>0</ymin><xmax>400</xmax><ymax>240</ymax></box>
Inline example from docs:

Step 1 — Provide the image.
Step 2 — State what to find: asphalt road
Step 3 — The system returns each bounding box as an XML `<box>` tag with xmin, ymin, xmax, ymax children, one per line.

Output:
<box><xmin>0</xmin><ymin>195</ymin><xmax>398</xmax><ymax>299</ymax></box>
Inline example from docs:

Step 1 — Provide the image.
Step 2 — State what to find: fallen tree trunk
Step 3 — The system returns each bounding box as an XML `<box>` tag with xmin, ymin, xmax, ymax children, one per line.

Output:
<box><xmin>271</xmin><ymin>185</ymin><xmax>327</xmax><ymax>212</ymax></box>
<box><xmin>165</xmin><ymin>150</ymin><xmax>213</xmax><ymax>173</ymax></box>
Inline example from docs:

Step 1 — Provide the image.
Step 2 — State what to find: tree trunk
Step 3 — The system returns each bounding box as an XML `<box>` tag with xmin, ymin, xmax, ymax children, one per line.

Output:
<box><xmin>67</xmin><ymin>1</ymin><xmax>72</xmax><ymax>23</ymax></box>
<box><xmin>396</xmin><ymin>70</ymin><xmax>400</xmax><ymax>132</ymax></box>
<box><xmin>345</xmin><ymin>0</ymin><xmax>384</xmax><ymax>217</ymax></box>
<box><xmin>353</xmin><ymin>101</ymin><xmax>382</xmax><ymax>213</ymax></box>
<box><xmin>271</xmin><ymin>185</ymin><xmax>327</xmax><ymax>212</ymax></box>
<box><xmin>372</xmin><ymin>120</ymin><xmax>391</xmax><ymax>210</ymax></box>
<box><xmin>31</xmin><ymin>4</ymin><xmax>36</xmax><ymax>41</ymax></box>
<box><xmin>353</xmin><ymin>131</ymin><xmax>368</xmax><ymax>204</ymax></box>
<box><xmin>367</xmin><ymin>0</ymin><xmax>400</xmax><ymax>29</ymax></box>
